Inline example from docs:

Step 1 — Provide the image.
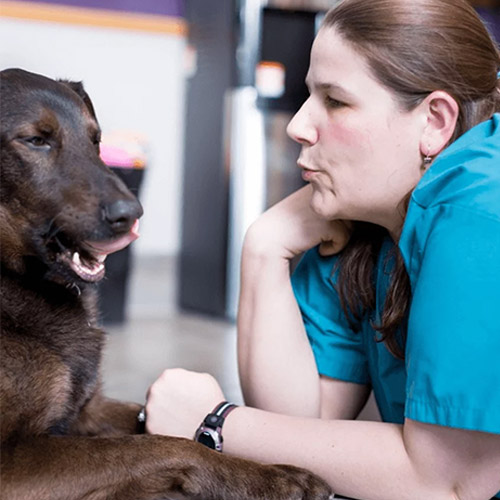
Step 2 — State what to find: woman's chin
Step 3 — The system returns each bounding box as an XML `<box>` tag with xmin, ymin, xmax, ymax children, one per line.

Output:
<box><xmin>310</xmin><ymin>189</ymin><xmax>339</xmax><ymax>220</ymax></box>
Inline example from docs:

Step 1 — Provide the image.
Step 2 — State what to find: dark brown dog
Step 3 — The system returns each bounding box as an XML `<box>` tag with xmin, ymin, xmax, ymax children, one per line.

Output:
<box><xmin>0</xmin><ymin>68</ymin><xmax>332</xmax><ymax>500</ymax></box>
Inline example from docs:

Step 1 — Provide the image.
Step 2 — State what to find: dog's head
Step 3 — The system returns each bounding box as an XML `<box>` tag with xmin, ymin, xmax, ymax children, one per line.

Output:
<box><xmin>0</xmin><ymin>68</ymin><xmax>143</xmax><ymax>286</ymax></box>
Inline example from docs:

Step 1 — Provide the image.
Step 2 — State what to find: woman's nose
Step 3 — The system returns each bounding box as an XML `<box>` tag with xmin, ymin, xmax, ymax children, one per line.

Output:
<box><xmin>286</xmin><ymin>99</ymin><xmax>318</xmax><ymax>145</ymax></box>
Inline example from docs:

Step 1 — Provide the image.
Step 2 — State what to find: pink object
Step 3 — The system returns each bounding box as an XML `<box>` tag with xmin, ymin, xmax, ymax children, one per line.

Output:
<box><xmin>85</xmin><ymin>219</ymin><xmax>140</xmax><ymax>256</ymax></box>
<box><xmin>100</xmin><ymin>144</ymin><xmax>139</xmax><ymax>168</ymax></box>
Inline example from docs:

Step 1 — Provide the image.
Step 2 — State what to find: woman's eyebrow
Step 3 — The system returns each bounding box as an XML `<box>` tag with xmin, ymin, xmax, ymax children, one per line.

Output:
<box><xmin>305</xmin><ymin>79</ymin><xmax>355</xmax><ymax>100</ymax></box>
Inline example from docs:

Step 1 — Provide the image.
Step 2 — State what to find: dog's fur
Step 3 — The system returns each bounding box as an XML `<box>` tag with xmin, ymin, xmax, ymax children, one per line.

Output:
<box><xmin>0</xmin><ymin>68</ymin><xmax>332</xmax><ymax>500</ymax></box>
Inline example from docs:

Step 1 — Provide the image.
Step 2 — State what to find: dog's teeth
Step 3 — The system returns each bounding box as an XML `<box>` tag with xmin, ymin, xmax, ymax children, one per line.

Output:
<box><xmin>67</xmin><ymin>250</ymin><xmax>105</xmax><ymax>281</ymax></box>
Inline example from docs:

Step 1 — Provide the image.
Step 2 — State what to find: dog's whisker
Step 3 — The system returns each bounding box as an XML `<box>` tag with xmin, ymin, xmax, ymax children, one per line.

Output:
<box><xmin>45</xmin><ymin>218</ymin><xmax>61</xmax><ymax>240</ymax></box>
<box><xmin>65</xmin><ymin>282</ymin><xmax>81</xmax><ymax>296</ymax></box>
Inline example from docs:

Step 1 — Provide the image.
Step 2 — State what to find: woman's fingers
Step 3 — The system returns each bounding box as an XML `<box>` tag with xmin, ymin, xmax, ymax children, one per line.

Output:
<box><xmin>318</xmin><ymin>220</ymin><xmax>353</xmax><ymax>256</ymax></box>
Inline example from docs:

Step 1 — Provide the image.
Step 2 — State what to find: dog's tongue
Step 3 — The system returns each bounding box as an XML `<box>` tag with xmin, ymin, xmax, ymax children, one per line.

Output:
<box><xmin>68</xmin><ymin>220</ymin><xmax>140</xmax><ymax>282</ymax></box>
<box><xmin>86</xmin><ymin>219</ymin><xmax>140</xmax><ymax>257</ymax></box>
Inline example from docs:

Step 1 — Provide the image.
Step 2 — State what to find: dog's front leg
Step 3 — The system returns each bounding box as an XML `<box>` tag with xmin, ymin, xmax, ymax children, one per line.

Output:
<box><xmin>2</xmin><ymin>434</ymin><xmax>333</xmax><ymax>500</ymax></box>
<box><xmin>71</xmin><ymin>389</ymin><xmax>142</xmax><ymax>436</ymax></box>
<box><xmin>2</xmin><ymin>434</ymin><xmax>200</xmax><ymax>500</ymax></box>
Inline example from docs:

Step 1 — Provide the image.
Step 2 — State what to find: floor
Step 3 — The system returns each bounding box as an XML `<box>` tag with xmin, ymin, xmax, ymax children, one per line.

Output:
<box><xmin>101</xmin><ymin>255</ymin><xmax>244</xmax><ymax>406</ymax></box>
<box><xmin>101</xmin><ymin>251</ymin><xmax>380</xmax><ymax>412</ymax></box>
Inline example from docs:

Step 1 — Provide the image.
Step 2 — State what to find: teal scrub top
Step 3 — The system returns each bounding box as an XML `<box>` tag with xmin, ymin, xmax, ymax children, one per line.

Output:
<box><xmin>292</xmin><ymin>113</ymin><xmax>500</xmax><ymax>435</ymax></box>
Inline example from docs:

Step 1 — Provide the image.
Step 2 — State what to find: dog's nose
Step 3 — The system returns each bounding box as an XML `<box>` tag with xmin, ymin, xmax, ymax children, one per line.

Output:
<box><xmin>104</xmin><ymin>199</ymin><xmax>143</xmax><ymax>231</ymax></box>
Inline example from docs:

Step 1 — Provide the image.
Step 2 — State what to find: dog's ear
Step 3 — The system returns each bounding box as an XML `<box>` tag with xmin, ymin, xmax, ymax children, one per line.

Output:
<box><xmin>59</xmin><ymin>80</ymin><xmax>98</xmax><ymax>121</ymax></box>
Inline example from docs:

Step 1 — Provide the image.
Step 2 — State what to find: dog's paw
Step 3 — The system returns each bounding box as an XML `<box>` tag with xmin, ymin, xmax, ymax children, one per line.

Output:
<box><xmin>183</xmin><ymin>441</ymin><xmax>334</xmax><ymax>500</ymax></box>
<box><xmin>259</xmin><ymin>463</ymin><xmax>333</xmax><ymax>500</ymax></box>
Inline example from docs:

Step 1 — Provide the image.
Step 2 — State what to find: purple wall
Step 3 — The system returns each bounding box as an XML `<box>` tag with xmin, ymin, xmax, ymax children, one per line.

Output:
<box><xmin>13</xmin><ymin>0</ymin><xmax>184</xmax><ymax>18</ymax></box>
<box><xmin>476</xmin><ymin>7</ymin><xmax>500</xmax><ymax>45</ymax></box>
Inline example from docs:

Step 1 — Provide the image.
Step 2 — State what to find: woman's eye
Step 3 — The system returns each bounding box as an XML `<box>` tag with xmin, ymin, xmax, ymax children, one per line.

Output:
<box><xmin>324</xmin><ymin>96</ymin><xmax>345</xmax><ymax>108</ymax></box>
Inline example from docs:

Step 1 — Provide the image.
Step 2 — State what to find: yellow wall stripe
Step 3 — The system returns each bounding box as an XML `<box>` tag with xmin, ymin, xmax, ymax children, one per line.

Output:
<box><xmin>0</xmin><ymin>1</ymin><xmax>187</xmax><ymax>35</ymax></box>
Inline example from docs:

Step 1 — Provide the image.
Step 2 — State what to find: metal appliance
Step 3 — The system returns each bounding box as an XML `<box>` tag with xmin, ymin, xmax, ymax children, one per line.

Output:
<box><xmin>179</xmin><ymin>0</ymin><xmax>330</xmax><ymax>319</ymax></box>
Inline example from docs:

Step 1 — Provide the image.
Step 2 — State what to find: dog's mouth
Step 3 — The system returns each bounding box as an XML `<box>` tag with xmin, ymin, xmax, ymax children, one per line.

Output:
<box><xmin>53</xmin><ymin>220</ymin><xmax>140</xmax><ymax>283</ymax></box>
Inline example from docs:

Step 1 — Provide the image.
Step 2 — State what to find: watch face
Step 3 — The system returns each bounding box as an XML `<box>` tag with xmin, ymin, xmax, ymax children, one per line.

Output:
<box><xmin>197</xmin><ymin>431</ymin><xmax>216</xmax><ymax>449</ymax></box>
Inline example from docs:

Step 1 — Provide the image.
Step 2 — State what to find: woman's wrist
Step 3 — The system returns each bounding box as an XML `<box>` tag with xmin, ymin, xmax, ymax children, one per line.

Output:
<box><xmin>243</xmin><ymin>186</ymin><xmax>351</xmax><ymax>262</ymax></box>
<box><xmin>243</xmin><ymin>218</ymin><xmax>295</xmax><ymax>263</ymax></box>
<box><xmin>193</xmin><ymin>401</ymin><xmax>238</xmax><ymax>452</ymax></box>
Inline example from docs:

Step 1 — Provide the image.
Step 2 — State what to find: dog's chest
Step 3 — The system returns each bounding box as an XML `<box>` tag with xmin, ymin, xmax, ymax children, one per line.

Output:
<box><xmin>1</xmin><ymin>276</ymin><xmax>105</xmax><ymax>432</ymax></box>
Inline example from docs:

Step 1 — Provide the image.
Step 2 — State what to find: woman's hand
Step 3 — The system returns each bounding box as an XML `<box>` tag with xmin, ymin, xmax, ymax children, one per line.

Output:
<box><xmin>244</xmin><ymin>184</ymin><xmax>352</xmax><ymax>261</ymax></box>
<box><xmin>145</xmin><ymin>368</ymin><xmax>225</xmax><ymax>438</ymax></box>
<box><xmin>237</xmin><ymin>185</ymin><xmax>351</xmax><ymax>416</ymax></box>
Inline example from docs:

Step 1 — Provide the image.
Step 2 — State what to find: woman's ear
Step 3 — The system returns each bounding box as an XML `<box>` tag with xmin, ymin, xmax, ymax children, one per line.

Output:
<box><xmin>420</xmin><ymin>91</ymin><xmax>459</xmax><ymax>157</ymax></box>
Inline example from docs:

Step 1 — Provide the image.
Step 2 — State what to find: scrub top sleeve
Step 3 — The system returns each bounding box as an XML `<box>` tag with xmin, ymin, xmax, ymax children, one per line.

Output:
<box><xmin>292</xmin><ymin>248</ymin><xmax>370</xmax><ymax>385</ymax></box>
<box><xmin>405</xmin><ymin>205</ymin><xmax>500</xmax><ymax>434</ymax></box>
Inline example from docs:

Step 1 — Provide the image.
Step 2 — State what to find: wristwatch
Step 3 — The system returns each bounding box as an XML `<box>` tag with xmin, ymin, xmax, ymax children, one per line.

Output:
<box><xmin>194</xmin><ymin>401</ymin><xmax>237</xmax><ymax>452</ymax></box>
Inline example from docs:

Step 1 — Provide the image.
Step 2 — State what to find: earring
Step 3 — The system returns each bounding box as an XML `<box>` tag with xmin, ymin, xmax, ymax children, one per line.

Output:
<box><xmin>423</xmin><ymin>147</ymin><xmax>433</xmax><ymax>167</ymax></box>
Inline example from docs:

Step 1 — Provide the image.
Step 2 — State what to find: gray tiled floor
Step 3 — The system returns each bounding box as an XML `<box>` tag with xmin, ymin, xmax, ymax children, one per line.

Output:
<box><xmin>101</xmin><ymin>255</ymin><xmax>244</xmax><ymax>406</ymax></box>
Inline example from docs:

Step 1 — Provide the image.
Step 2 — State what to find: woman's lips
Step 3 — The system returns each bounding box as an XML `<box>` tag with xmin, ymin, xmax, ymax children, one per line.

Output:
<box><xmin>297</xmin><ymin>160</ymin><xmax>318</xmax><ymax>181</ymax></box>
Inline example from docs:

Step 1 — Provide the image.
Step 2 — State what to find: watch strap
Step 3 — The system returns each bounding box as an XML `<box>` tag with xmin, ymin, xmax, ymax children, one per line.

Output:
<box><xmin>202</xmin><ymin>401</ymin><xmax>237</xmax><ymax>431</ymax></box>
<box><xmin>194</xmin><ymin>401</ymin><xmax>237</xmax><ymax>452</ymax></box>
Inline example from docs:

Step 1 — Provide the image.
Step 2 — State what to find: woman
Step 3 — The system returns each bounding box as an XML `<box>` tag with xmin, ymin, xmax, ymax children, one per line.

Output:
<box><xmin>145</xmin><ymin>0</ymin><xmax>500</xmax><ymax>498</ymax></box>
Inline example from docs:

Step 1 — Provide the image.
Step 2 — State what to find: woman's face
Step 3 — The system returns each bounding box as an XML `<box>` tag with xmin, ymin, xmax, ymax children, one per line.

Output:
<box><xmin>287</xmin><ymin>27</ymin><xmax>426</xmax><ymax>234</ymax></box>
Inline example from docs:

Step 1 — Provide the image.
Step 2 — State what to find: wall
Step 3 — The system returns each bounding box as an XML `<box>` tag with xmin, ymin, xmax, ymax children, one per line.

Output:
<box><xmin>0</xmin><ymin>0</ymin><xmax>187</xmax><ymax>256</ymax></box>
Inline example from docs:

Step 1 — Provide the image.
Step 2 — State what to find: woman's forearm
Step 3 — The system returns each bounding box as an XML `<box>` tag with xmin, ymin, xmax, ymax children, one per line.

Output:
<box><xmin>223</xmin><ymin>407</ymin><xmax>413</xmax><ymax>499</ymax></box>
<box><xmin>223</xmin><ymin>407</ymin><xmax>500</xmax><ymax>500</ymax></box>
<box><xmin>237</xmin><ymin>186</ymin><xmax>353</xmax><ymax>418</ymax></box>
<box><xmin>237</xmin><ymin>233</ymin><xmax>321</xmax><ymax>417</ymax></box>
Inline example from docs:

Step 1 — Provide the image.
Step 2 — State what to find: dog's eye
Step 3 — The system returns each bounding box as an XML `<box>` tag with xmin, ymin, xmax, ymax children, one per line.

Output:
<box><xmin>25</xmin><ymin>136</ymin><xmax>50</xmax><ymax>149</ymax></box>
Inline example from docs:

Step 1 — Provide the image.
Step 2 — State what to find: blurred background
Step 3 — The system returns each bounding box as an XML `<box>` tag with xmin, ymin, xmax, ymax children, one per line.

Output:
<box><xmin>1</xmin><ymin>0</ymin><xmax>498</xmax><ymax>412</ymax></box>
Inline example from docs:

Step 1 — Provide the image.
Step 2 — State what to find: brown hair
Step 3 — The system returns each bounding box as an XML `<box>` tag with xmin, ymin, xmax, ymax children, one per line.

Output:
<box><xmin>323</xmin><ymin>0</ymin><xmax>500</xmax><ymax>358</ymax></box>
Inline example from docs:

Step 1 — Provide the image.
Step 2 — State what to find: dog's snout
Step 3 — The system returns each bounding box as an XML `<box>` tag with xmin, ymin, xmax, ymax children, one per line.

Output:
<box><xmin>104</xmin><ymin>199</ymin><xmax>143</xmax><ymax>231</ymax></box>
